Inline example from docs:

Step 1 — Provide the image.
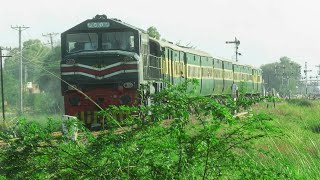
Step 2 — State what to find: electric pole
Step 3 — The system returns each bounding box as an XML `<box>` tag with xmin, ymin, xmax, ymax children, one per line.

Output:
<box><xmin>315</xmin><ymin>64</ymin><xmax>320</xmax><ymax>75</ymax></box>
<box><xmin>11</xmin><ymin>25</ymin><xmax>29</xmax><ymax>114</ymax></box>
<box><xmin>304</xmin><ymin>62</ymin><xmax>312</xmax><ymax>96</ymax></box>
<box><xmin>226</xmin><ymin>37</ymin><xmax>241</xmax><ymax>62</ymax></box>
<box><xmin>0</xmin><ymin>47</ymin><xmax>11</xmax><ymax>121</ymax></box>
<box><xmin>42</xmin><ymin>32</ymin><xmax>58</xmax><ymax>50</ymax></box>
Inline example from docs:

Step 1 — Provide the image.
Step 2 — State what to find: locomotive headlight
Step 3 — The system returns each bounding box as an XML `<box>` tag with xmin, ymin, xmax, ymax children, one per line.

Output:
<box><xmin>66</xmin><ymin>59</ymin><xmax>75</xmax><ymax>65</ymax></box>
<box><xmin>123</xmin><ymin>82</ymin><xmax>134</xmax><ymax>89</ymax></box>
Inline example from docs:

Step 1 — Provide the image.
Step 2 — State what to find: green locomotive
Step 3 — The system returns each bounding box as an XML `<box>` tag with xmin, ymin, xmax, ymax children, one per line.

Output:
<box><xmin>60</xmin><ymin>14</ymin><xmax>263</xmax><ymax>127</ymax></box>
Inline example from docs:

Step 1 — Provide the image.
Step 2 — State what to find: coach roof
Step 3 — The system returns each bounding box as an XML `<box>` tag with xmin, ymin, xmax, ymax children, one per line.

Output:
<box><xmin>151</xmin><ymin>38</ymin><xmax>212</xmax><ymax>57</ymax></box>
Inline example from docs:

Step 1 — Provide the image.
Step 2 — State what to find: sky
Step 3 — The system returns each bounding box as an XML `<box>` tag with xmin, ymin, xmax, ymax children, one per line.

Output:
<box><xmin>1</xmin><ymin>0</ymin><xmax>320</xmax><ymax>76</ymax></box>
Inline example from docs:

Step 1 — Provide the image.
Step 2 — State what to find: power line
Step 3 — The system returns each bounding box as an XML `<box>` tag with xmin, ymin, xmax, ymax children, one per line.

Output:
<box><xmin>11</xmin><ymin>25</ymin><xmax>29</xmax><ymax>114</ymax></box>
<box><xmin>42</xmin><ymin>33</ymin><xmax>59</xmax><ymax>50</ymax></box>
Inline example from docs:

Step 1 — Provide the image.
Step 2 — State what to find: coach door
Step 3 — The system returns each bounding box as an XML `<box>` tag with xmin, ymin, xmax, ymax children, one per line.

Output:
<box><xmin>200</xmin><ymin>57</ymin><xmax>213</xmax><ymax>96</ymax></box>
<box><xmin>180</xmin><ymin>51</ymin><xmax>185</xmax><ymax>83</ymax></box>
<box><xmin>171</xmin><ymin>50</ymin><xmax>180</xmax><ymax>85</ymax></box>
<box><xmin>213</xmin><ymin>59</ymin><xmax>223</xmax><ymax>95</ymax></box>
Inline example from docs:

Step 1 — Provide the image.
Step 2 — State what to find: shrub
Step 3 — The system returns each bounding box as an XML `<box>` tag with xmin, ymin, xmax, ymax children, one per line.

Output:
<box><xmin>0</xmin><ymin>80</ymin><xmax>293</xmax><ymax>179</ymax></box>
<box><xmin>287</xmin><ymin>99</ymin><xmax>312</xmax><ymax>107</ymax></box>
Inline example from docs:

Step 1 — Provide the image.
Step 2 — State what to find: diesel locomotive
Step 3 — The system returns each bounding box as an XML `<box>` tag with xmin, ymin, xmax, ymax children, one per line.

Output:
<box><xmin>60</xmin><ymin>14</ymin><xmax>263</xmax><ymax>128</ymax></box>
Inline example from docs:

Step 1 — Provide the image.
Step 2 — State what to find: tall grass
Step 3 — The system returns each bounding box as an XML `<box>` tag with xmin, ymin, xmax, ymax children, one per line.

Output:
<box><xmin>0</xmin><ymin>113</ymin><xmax>62</xmax><ymax>132</ymax></box>
<box><xmin>254</xmin><ymin>99</ymin><xmax>320</xmax><ymax>179</ymax></box>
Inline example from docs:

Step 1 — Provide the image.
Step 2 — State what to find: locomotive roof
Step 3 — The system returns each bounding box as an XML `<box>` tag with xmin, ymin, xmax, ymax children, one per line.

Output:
<box><xmin>62</xmin><ymin>14</ymin><xmax>144</xmax><ymax>34</ymax></box>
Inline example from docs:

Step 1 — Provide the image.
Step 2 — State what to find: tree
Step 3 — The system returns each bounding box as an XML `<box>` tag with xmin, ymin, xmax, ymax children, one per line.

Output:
<box><xmin>5</xmin><ymin>39</ymin><xmax>50</xmax><ymax>83</ymax></box>
<box><xmin>3</xmin><ymin>39</ymin><xmax>62</xmax><ymax>114</ymax></box>
<box><xmin>37</xmin><ymin>45</ymin><xmax>63</xmax><ymax>113</ymax></box>
<box><xmin>260</xmin><ymin>56</ymin><xmax>301</xmax><ymax>96</ymax></box>
<box><xmin>147</xmin><ymin>26</ymin><xmax>161</xmax><ymax>40</ymax></box>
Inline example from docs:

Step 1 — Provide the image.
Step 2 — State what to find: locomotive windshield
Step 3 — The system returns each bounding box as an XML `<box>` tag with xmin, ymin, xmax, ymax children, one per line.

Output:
<box><xmin>65</xmin><ymin>31</ymin><xmax>136</xmax><ymax>53</ymax></box>
<box><xmin>66</xmin><ymin>33</ymin><xmax>98</xmax><ymax>53</ymax></box>
<box><xmin>102</xmin><ymin>31</ymin><xmax>135</xmax><ymax>52</ymax></box>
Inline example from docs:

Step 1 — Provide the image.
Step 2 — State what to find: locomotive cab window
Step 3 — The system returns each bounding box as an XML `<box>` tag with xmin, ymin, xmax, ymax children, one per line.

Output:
<box><xmin>102</xmin><ymin>31</ymin><xmax>135</xmax><ymax>52</ymax></box>
<box><xmin>66</xmin><ymin>33</ymin><xmax>98</xmax><ymax>53</ymax></box>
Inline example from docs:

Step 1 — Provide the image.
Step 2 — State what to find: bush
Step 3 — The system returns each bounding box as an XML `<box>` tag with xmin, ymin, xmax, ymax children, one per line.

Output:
<box><xmin>25</xmin><ymin>93</ymin><xmax>62</xmax><ymax>114</ymax></box>
<box><xmin>0</xmin><ymin>80</ymin><xmax>293</xmax><ymax>179</ymax></box>
<box><xmin>287</xmin><ymin>99</ymin><xmax>312</xmax><ymax>107</ymax></box>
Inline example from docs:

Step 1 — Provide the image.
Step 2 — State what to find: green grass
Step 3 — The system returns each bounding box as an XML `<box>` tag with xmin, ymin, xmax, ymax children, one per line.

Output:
<box><xmin>0</xmin><ymin>113</ymin><xmax>62</xmax><ymax>132</ymax></box>
<box><xmin>253</xmin><ymin>99</ymin><xmax>320</xmax><ymax>179</ymax></box>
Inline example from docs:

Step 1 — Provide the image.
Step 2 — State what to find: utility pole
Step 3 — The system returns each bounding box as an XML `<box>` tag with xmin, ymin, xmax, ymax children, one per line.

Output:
<box><xmin>42</xmin><ymin>32</ymin><xmax>58</xmax><ymax>50</ymax></box>
<box><xmin>304</xmin><ymin>62</ymin><xmax>312</xmax><ymax>96</ymax></box>
<box><xmin>315</xmin><ymin>65</ymin><xmax>320</xmax><ymax>75</ymax></box>
<box><xmin>11</xmin><ymin>25</ymin><xmax>29</xmax><ymax>114</ymax></box>
<box><xmin>0</xmin><ymin>47</ymin><xmax>11</xmax><ymax>121</ymax></box>
<box><xmin>226</xmin><ymin>37</ymin><xmax>241</xmax><ymax>62</ymax></box>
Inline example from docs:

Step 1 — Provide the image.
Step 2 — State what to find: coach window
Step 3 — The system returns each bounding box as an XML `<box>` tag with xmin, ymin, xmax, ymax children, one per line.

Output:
<box><xmin>149</xmin><ymin>39</ymin><xmax>161</xmax><ymax>57</ymax></box>
<box><xmin>66</xmin><ymin>33</ymin><xmax>98</xmax><ymax>53</ymax></box>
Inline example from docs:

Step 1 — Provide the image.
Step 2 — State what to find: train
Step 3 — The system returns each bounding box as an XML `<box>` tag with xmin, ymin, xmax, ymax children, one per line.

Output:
<box><xmin>60</xmin><ymin>14</ymin><xmax>264</xmax><ymax>128</ymax></box>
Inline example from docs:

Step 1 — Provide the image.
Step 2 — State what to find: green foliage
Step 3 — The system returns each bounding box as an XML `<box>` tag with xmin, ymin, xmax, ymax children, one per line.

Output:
<box><xmin>287</xmin><ymin>99</ymin><xmax>312</xmax><ymax>107</ymax></box>
<box><xmin>3</xmin><ymin>74</ymin><xmax>19</xmax><ymax>110</ymax></box>
<box><xmin>224</xmin><ymin>82</ymin><xmax>271</xmax><ymax>113</ymax></box>
<box><xmin>2</xmin><ymin>39</ymin><xmax>62</xmax><ymax>114</ymax></box>
<box><xmin>25</xmin><ymin>93</ymin><xmax>62</xmax><ymax>114</ymax></box>
<box><xmin>0</xmin><ymin>80</ymin><xmax>294</xmax><ymax>179</ymax></box>
<box><xmin>5</xmin><ymin>39</ymin><xmax>51</xmax><ymax>82</ymax></box>
<box><xmin>254</xmin><ymin>100</ymin><xmax>320</xmax><ymax>179</ymax></box>
<box><xmin>261</xmin><ymin>56</ymin><xmax>301</xmax><ymax>96</ymax></box>
<box><xmin>147</xmin><ymin>26</ymin><xmax>161</xmax><ymax>40</ymax></box>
